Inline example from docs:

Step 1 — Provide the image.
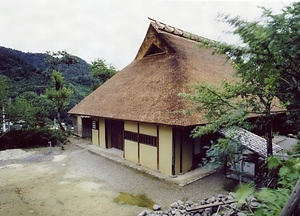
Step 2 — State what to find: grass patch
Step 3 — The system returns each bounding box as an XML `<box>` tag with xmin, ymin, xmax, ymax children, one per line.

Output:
<box><xmin>113</xmin><ymin>192</ymin><xmax>155</xmax><ymax>209</ymax></box>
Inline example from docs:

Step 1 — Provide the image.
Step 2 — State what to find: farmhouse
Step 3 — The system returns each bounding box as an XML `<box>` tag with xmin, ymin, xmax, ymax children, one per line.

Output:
<box><xmin>69</xmin><ymin>18</ymin><xmax>236</xmax><ymax>176</ymax></box>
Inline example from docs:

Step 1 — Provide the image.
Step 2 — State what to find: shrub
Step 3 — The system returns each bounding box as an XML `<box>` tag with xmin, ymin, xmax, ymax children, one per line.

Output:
<box><xmin>0</xmin><ymin>128</ymin><xmax>67</xmax><ymax>150</ymax></box>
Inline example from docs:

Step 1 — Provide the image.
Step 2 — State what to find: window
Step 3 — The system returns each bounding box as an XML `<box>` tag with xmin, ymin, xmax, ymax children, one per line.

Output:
<box><xmin>124</xmin><ymin>130</ymin><xmax>157</xmax><ymax>147</ymax></box>
<box><xmin>92</xmin><ymin>120</ymin><xmax>99</xmax><ymax>130</ymax></box>
<box><xmin>124</xmin><ymin>131</ymin><xmax>138</xmax><ymax>142</ymax></box>
<box><xmin>139</xmin><ymin>134</ymin><xmax>157</xmax><ymax>146</ymax></box>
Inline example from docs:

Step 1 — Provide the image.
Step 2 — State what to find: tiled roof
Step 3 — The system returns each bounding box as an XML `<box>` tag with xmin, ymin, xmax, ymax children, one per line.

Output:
<box><xmin>148</xmin><ymin>17</ymin><xmax>215</xmax><ymax>44</ymax></box>
<box><xmin>219</xmin><ymin>127</ymin><xmax>283</xmax><ymax>158</ymax></box>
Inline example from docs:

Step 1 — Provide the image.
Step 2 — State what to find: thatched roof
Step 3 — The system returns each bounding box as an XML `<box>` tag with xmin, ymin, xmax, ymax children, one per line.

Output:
<box><xmin>68</xmin><ymin>18</ymin><xmax>235</xmax><ymax>126</ymax></box>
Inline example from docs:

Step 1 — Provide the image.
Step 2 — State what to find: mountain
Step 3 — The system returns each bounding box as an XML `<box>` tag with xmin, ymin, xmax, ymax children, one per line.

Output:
<box><xmin>0</xmin><ymin>46</ymin><xmax>92</xmax><ymax>111</ymax></box>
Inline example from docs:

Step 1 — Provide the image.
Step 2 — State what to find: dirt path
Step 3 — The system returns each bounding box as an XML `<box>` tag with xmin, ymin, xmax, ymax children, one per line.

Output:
<box><xmin>0</xmin><ymin>141</ymin><xmax>234</xmax><ymax>216</ymax></box>
<box><xmin>0</xmin><ymin>145</ymin><xmax>144</xmax><ymax>216</ymax></box>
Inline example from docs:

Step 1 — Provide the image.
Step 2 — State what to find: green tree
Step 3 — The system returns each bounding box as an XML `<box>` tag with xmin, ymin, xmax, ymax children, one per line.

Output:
<box><xmin>181</xmin><ymin>3</ymin><xmax>300</xmax><ymax>163</ymax></box>
<box><xmin>10</xmin><ymin>96</ymin><xmax>35</xmax><ymax>126</ymax></box>
<box><xmin>46</xmin><ymin>70</ymin><xmax>73</xmax><ymax>131</ymax></box>
<box><xmin>261</xmin><ymin>3</ymin><xmax>300</xmax><ymax>133</ymax></box>
<box><xmin>45</xmin><ymin>50</ymin><xmax>78</xmax><ymax>131</ymax></box>
<box><xmin>232</xmin><ymin>155</ymin><xmax>300</xmax><ymax>215</ymax></box>
<box><xmin>11</xmin><ymin>92</ymin><xmax>52</xmax><ymax>128</ymax></box>
<box><xmin>89</xmin><ymin>59</ymin><xmax>117</xmax><ymax>90</ymax></box>
<box><xmin>45</xmin><ymin>50</ymin><xmax>78</xmax><ymax>70</ymax></box>
<box><xmin>31</xmin><ymin>94</ymin><xmax>53</xmax><ymax>127</ymax></box>
<box><xmin>0</xmin><ymin>76</ymin><xmax>8</xmax><ymax>106</ymax></box>
<box><xmin>219</xmin><ymin>3</ymin><xmax>300</xmax><ymax>132</ymax></box>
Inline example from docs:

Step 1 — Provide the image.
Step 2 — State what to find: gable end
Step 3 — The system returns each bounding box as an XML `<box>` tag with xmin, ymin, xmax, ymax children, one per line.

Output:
<box><xmin>143</xmin><ymin>43</ymin><xmax>165</xmax><ymax>57</ymax></box>
<box><xmin>135</xmin><ymin>24</ymin><xmax>173</xmax><ymax>60</ymax></box>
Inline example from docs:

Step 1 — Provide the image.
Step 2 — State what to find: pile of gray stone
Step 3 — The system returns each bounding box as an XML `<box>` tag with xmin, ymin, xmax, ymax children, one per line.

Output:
<box><xmin>138</xmin><ymin>192</ymin><xmax>261</xmax><ymax>216</ymax></box>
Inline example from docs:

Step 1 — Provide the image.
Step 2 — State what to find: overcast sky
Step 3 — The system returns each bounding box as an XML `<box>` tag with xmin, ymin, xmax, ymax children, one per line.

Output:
<box><xmin>0</xmin><ymin>0</ymin><xmax>292</xmax><ymax>70</ymax></box>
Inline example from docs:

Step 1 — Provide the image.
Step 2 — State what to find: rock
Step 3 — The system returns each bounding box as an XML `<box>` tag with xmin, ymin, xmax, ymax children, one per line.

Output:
<box><xmin>198</xmin><ymin>209</ymin><xmax>204</xmax><ymax>213</ymax></box>
<box><xmin>250</xmin><ymin>200</ymin><xmax>260</xmax><ymax>208</ymax></box>
<box><xmin>218</xmin><ymin>205</ymin><xmax>229</xmax><ymax>212</ymax></box>
<box><xmin>217</xmin><ymin>194</ymin><xmax>225</xmax><ymax>198</ymax></box>
<box><xmin>200</xmin><ymin>200</ymin><xmax>206</xmax><ymax>205</ymax></box>
<box><xmin>287</xmin><ymin>134</ymin><xmax>296</xmax><ymax>138</ymax></box>
<box><xmin>210</xmin><ymin>196</ymin><xmax>216</xmax><ymax>203</ymax></box>
<box><xmin>192</xmin><ymin>202</ymin><xmax>199</xmax><ymax>207</ymax></box>
<box><xmin>138</xmin><ymin>192</ymin><xmax>255</xmax><ymax>216</ymax></box>
<box><xmin>138</xmin><ymin>210</ymin><xmax>149</xmax><ymax>216</ymax></box>
<box><xmin>179</xmin><ymin>209</ymin><xmax>187</xmax><ymax>214</ymax></box>
<box><xmin>177</xmin><ymin>200</ymin><xmax>184</xmax><ymax>206</ymax></box>
<box><xmin>229</xmin><ymin>203</ymin><xmax>237</xmax><ymax>209</ymax></box>
<box><xmin>221</xmin><ymin>196</ymin><xmax>228</xmax><ymax>202</ymax></box>
<box><xmin>153</xmin><ymin>204</ymin><xmax>161</xmax><ymax>211</ymax></box>
<box><xmin>228</xmin><ymin>192</ymin><xmax>236</xmax><ymax>198</ymax></box>
<box><xmin>170</xmin><ymin>202</ymin><xmax>178</xmax><ymax>208</ymax></box>
<box><xmin>171</xmin><ymin>209</ymin><xmax>180</xmax><ymax>215</ymax></box>
<box><xmin>227</xmin><ymin>195</ymin><xmax>235</xmax><ymax>201</ymax></box>
<box><xmin>186</xmin><ymin>200</ymin><xmax>194</xmax><ymax>206</ymax></box>
<box><xmin>204</xmin><ymin>207</ymin><xmax>212</xmax><ymax>214</ymax></box>
<box><xmin>202</xmin><ymin>212</ymin><xmax>210</xmax><ymax>216</ymax></box>
<box><xmin>246</xmin><ymin>195</ymin><xmax>255</xmax><ymax>203</ymax></box>
<box><xmin>178</xmin><ymin>204</ymin><xmax>185</xmax><ymax>210</ymax></box>
<box><xmin>224</xmin><ymin>209</ymin><xmax>236</xmax><ymax>216</ymax></box>
<box><xmin>175</xmin><ymin>211</ymin><xmax>181</xmax><ymax>216</ymax></box>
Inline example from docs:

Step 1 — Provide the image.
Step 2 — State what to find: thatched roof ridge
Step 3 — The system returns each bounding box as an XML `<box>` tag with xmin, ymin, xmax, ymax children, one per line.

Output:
<box><xmin>148</xmin><ymin>17</ymin><xmax>216</xmax><ymax>45</ymax></box>
<box><xmin>69</xmin><ymin>19</ymin><xmax>234</xmax><ymax>126</ymax></box>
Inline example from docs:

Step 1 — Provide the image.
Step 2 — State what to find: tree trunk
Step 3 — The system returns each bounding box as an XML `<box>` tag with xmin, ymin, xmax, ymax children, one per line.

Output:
<box><xmin>266</xmin><ymin>117</ymin><xmax>273</xmax><ymax>157</ymax></box>
<box><xmin>56</xmin><ymin>111</ymin><xmax>65</xmax><ymax>132</ymax></box>
<box><xmin>265</xmin><ymin>105</ymin><xmax>273</xmax><ymax>157</ymax></box>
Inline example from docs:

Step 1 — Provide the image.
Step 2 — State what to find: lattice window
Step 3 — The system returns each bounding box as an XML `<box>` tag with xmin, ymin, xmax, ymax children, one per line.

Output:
<box><xmin>124</xmin><ymin>130</ymin><xmax>157</xmax><ymax>147</ymax></box>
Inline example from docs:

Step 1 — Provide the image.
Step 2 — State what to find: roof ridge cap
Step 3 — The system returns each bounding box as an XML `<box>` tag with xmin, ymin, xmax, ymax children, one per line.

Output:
<box><xmin>148</xmin><ymin>17</ymin><xmax>216</xmax><ymax>44</ymax></box>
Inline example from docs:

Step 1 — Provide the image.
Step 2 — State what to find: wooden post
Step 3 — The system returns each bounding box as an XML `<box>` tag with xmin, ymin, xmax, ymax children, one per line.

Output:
<box><xmin>48</xmin><ymin>141</ymin><xmax>52</xmax><ymax>154</ymax></box>
<box><xmin>254</xmin><ymin>155</ymin><xmax>259</xmax><ymax>177</ymax></box>
<box><xmin>280</xmin><ymin>177</ymin><xmax>300</xmax><ymax>216</ymax></box>
<box><xmin>186</xmin><ymin>200</ymin><xmax>236</xmax><ymax>212</ymax></box>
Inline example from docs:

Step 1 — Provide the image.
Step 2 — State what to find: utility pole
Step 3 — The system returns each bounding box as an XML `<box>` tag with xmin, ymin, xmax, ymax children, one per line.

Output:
<box><xmin>7</xmin><ymin>98</ymin><xmax>11</xmax><ymax>131</ymax></box>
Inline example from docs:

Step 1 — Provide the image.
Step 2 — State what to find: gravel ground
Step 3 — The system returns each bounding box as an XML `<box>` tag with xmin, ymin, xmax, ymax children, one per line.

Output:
<box><xmin>0</xmin><ymin>140</ymin><xmax>237</xmax><ymax>215</ymax></box>
<box><xmin>67</xmin><ymin>144</ymin><xmax>235</xmax><ymax>209</ymax></box>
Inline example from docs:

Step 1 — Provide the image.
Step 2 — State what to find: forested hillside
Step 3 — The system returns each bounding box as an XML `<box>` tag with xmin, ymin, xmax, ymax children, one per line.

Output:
<box><xmin>0</xmin><ymin>46</ymin><xmax>92</xmax><ymax>112</ymax></box>
<box><xmin>0</xmin><ymin>46</ymin><xmax>118</xmax><ymax>149</ymax></box>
